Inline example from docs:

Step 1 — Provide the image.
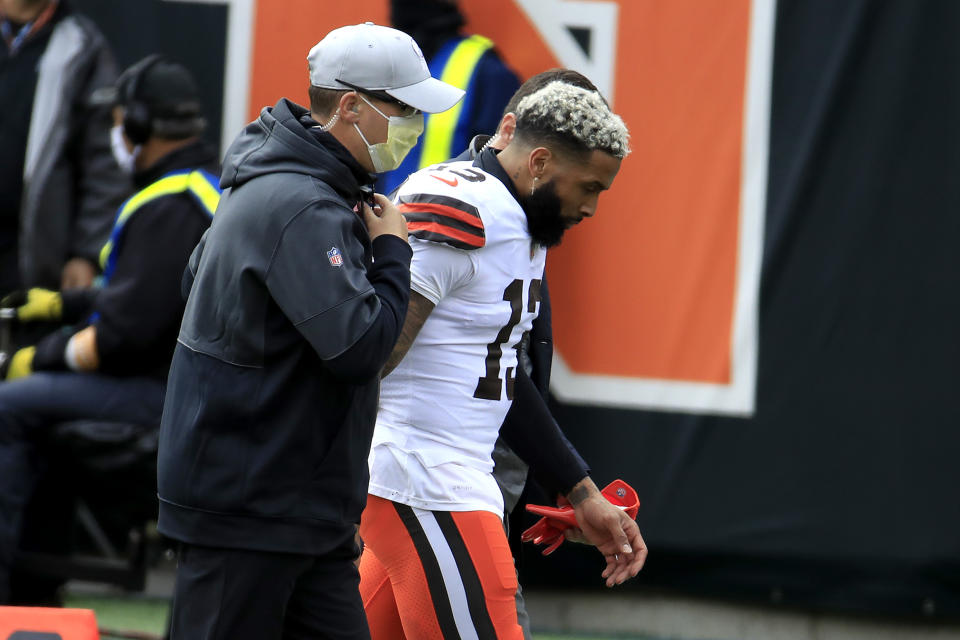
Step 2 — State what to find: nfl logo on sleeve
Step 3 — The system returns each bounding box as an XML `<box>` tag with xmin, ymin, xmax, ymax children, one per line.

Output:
<box><xmin>327</xmin><ymin>246</ymin><xmax>343</xmax><ymax>267</ymax></box>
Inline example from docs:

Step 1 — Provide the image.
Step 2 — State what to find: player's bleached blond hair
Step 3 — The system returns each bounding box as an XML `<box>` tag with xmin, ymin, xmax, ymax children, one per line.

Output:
<box><xmin>514</xmin><ymin>80</ymin><xmax>630</xmax><ymax>158</ymax></box>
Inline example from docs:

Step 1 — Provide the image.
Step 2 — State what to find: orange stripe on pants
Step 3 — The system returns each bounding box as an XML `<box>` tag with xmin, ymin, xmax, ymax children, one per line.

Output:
<box><xmin>359</xmin><ymin>494</ymin><xmax>522</xmax><ymax>639</ymax></box>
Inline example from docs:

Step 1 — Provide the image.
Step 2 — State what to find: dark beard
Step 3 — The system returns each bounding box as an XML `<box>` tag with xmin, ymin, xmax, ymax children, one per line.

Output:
<box><xmin>519</xmin><ymin>179</ymin><xmax>567</xmax><ymax>248</ymax></box>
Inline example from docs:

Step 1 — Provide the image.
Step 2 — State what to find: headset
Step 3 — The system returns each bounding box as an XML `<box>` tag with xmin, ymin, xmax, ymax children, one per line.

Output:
<box><xmin>118</xmin><ymin>54</ymin><xmax>206</xmax><ymax>145</ymax></box>
<box><xmin>119</xmin><ymin>54</ymin><xmax>162</xmax><ymax>145</ymax></box>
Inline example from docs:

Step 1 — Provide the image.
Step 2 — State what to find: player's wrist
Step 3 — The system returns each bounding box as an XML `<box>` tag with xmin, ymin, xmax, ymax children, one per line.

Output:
<box><xmin>566</xmin><ymin>476</ymin><xmax>599</xmax><ymax>506</ymax></box>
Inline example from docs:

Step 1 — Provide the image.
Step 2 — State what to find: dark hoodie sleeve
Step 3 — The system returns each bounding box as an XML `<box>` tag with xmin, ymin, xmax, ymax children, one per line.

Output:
<box><xmin>499</xmin><ymin>367</ymin><xmax>590</xmax><ymax>497</ymax></box>
<box><xmin>265</xmin><ymin>202</ymin><xmax>411</xmax><ymax>381</ymax></box>
<box><xmin>323</xmin><ymin>235</ymin><xmax>411</xmax><ymax>381</ymax></box>
<box><xmin>527</xmin><ymin>275</ymin><xmax>554</xmax><ymax>396</ymax></box>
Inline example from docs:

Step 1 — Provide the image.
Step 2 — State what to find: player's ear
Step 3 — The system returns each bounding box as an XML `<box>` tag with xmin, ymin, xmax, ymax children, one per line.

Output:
<box><xmin>528</xmin><ymin>147</ymin><xmax>552</xmax><ymax>180</ymax></box>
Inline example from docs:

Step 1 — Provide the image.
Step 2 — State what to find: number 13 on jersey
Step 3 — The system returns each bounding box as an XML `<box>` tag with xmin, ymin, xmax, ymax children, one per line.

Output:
<box><xmin>474</xmin><ymin>278</ymin><xmax>543</xmax><ymax>401</ymax></box>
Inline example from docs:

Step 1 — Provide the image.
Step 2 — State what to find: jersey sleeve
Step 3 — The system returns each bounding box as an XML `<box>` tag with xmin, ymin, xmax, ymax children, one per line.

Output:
<box><xmin>398</xmin><ymin>166</ymin><xmax>491</xmax><ymax>303</ymax></box>
<box><xmin>408</xmin><ymin>236</ymin><xmax>477</xmax><ymax>305</ymax></box>
<box><xmin>397</xmin><ymin>191</ymin><xmax>486</xmax><ymax>250</ymax></box>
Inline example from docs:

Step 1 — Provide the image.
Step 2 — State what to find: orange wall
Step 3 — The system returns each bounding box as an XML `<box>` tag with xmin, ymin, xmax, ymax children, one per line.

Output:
<box><xmin>546</xmin><ymin>0</ymin><xmax>748</xmax><ymax>383</ymax></box>
<box><xmin>249</xmin><ymin>3</ymin><xmax>388</xmax><ymax>120</ymax></box>
<box><xmin>248</xmin><ymin>0</ymin><xmax>749</xmax><ymax>385</ymax></box>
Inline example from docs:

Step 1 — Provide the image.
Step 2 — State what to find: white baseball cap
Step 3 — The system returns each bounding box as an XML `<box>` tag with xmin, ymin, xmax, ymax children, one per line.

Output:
<box><xmin>308</xmin><ymin>22</ymin><xmax>465</xmax><ymax>114</ymax></box>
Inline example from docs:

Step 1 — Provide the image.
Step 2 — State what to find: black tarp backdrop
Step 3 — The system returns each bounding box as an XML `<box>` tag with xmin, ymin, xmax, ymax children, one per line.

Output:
<box><xmin>74</xmin><ymin>0</ymin><xmax>227</xmax><ymax>152</ymax></box>
<box><xmin>521</xmin><ymin>0</ymin><xmax>960</xmax><ymax>620</ymax></box>
<box><xmin>71</xmin><ymin>0</ymin><xmax>960</xmax><ymax>621</ymax></box>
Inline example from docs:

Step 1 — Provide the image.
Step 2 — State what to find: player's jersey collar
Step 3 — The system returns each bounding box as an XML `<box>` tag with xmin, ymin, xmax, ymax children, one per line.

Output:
<box><xmin>475</xmin><ymin>147</ymin><xmax>521</xmax><ymax>204</ymax></box>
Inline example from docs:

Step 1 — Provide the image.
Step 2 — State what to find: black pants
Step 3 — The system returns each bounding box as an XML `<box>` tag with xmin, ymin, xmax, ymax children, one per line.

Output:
<box><xmin>0</xmin><ymin>371</ymin><xmax>165</xmax><ymax>602</ymax></box>
<box><xmin>169</xmin><ymin>542</ymin><xmax>370</xmax><ymax>640</ymax></box>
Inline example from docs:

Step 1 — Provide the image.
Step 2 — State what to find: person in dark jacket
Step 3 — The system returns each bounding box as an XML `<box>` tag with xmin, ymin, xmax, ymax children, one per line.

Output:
<box><xmin>155</xmin><ymin>23</ymin><xmax>463</xmax><ymax>638</ymax></box>
<box><xmin>0</xmin><ymin>56</ymin><xmax>218</xmax><ymax>604</ymax></box>
<box><xmin>0</xmin><ymin>0</ymin><xmax>128</xmax><ymax>293</ymax></box>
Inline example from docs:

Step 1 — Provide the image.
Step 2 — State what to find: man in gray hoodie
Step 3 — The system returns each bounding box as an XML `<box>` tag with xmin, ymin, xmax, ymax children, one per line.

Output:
<box><xmin>156</xmin><ymin>23</ymin><xmax>463</xmax><ymax>638</ymax></box>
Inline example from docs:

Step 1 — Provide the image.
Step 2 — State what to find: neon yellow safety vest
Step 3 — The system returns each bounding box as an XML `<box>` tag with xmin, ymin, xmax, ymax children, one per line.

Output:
<box><xmin>418</xmin><ymin>34</ymin><xmax>495</xmax><ymax>168</ymax></box>
<box><xmin>99</xmin><ymin>169</ymin><xmax>221</xmax><ymax>281</ymax></box>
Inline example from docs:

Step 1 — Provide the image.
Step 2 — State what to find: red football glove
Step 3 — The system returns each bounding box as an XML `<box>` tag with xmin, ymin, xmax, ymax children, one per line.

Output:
<box><xmin>520</xmin><ymin>479</ymin><xmax>640</xmax><ymax>556</ymax></box>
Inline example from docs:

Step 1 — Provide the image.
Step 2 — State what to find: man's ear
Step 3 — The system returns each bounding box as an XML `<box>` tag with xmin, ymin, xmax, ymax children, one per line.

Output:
<box><xmin>493</xmin><ymin>113</ymin><xmax>517</xmax><ymax>149</ymax></box>
<box><xmin>340</xmin><ymin>92</ymin><xmax>362</xmax><ymax>123</ymax></box>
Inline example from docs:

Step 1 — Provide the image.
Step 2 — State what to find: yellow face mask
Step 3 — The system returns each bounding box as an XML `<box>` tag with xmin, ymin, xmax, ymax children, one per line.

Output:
<box><xmin>353</xmin><ymin>95</ymin><xmax>424</xmax><ymax>173</ymax></box>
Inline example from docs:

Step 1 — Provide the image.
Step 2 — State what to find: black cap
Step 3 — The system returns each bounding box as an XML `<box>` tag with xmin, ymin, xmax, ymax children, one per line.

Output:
<box><xmin>116</xmin><ymin>55</ymin><xmax>206</xmax><ymax>140</ymax></box>
<box><xmin>133</xmin><ymin>59</ymin><xmax>203</xmax><ymax>120</ymax></box>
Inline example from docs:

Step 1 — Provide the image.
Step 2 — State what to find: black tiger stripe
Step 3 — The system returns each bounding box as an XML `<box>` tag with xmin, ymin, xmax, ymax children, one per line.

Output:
<box><xmin>403</xmin><ymin>212</ymin><xmax>486</xmax><ymax>238</ymax></box>
<box><xmin>393</xmin><ymin>502</ymin><xmax>461</xmax><ymax>639</ymax></box>
<box><xmin>434</xmin><ymin>511</ymin><xmax>499</xmax><ymax>640</ymax></box>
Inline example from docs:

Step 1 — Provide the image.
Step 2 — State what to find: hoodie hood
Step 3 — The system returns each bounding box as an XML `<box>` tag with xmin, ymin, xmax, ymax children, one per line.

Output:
<box><xmin>220</xmin><ymin>98</ymin><xmax>372</xmax><ymax>202</ymax></box>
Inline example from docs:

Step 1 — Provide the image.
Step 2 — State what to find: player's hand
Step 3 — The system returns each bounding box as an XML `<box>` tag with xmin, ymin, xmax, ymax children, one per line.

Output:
<box><xmin>569</xmin><ymin>479</ymin><xmax>647</xmax><ymax>587</ymax></box>
<box><xmin>362</xmin><ymin>193</ymin><xmax>408</xmax><ymax>243</ymax></box>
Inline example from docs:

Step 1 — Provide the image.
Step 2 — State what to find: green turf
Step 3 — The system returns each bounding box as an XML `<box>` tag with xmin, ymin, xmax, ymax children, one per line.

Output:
<box><xmin>535</xmin><ymin>636</ymin><xmax>664</xmax><ymax>640</ymax></box>
<box><xmin>63</xmin><ymin>593</ymin><xmax>660</xmax><ymax>640</ymax></box>
<box><xmin>64</xmin><ymin>594</ymin><xmax>170</xmax><ymax>638</ymax></box>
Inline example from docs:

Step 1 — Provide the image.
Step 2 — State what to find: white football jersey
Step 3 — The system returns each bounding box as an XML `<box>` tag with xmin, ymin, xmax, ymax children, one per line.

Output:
<box><xmin>368</xmin><ymin>160</ymin><xmax>546</xmax><ymax>515</ymax></box>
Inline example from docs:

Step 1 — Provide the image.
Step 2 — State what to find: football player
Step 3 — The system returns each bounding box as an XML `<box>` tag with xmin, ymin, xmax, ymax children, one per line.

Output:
<box><xmin>360</xmin><ymin>80</ymin><xmax>645</xmax><ymax>639</ymax></box>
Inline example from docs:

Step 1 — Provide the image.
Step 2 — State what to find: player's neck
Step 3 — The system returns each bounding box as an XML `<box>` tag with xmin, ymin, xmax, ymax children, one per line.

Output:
<box><xmin>495</xmin><ymin>145</ymin><xmax>534</xmax><ymax>196</ymax></box>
